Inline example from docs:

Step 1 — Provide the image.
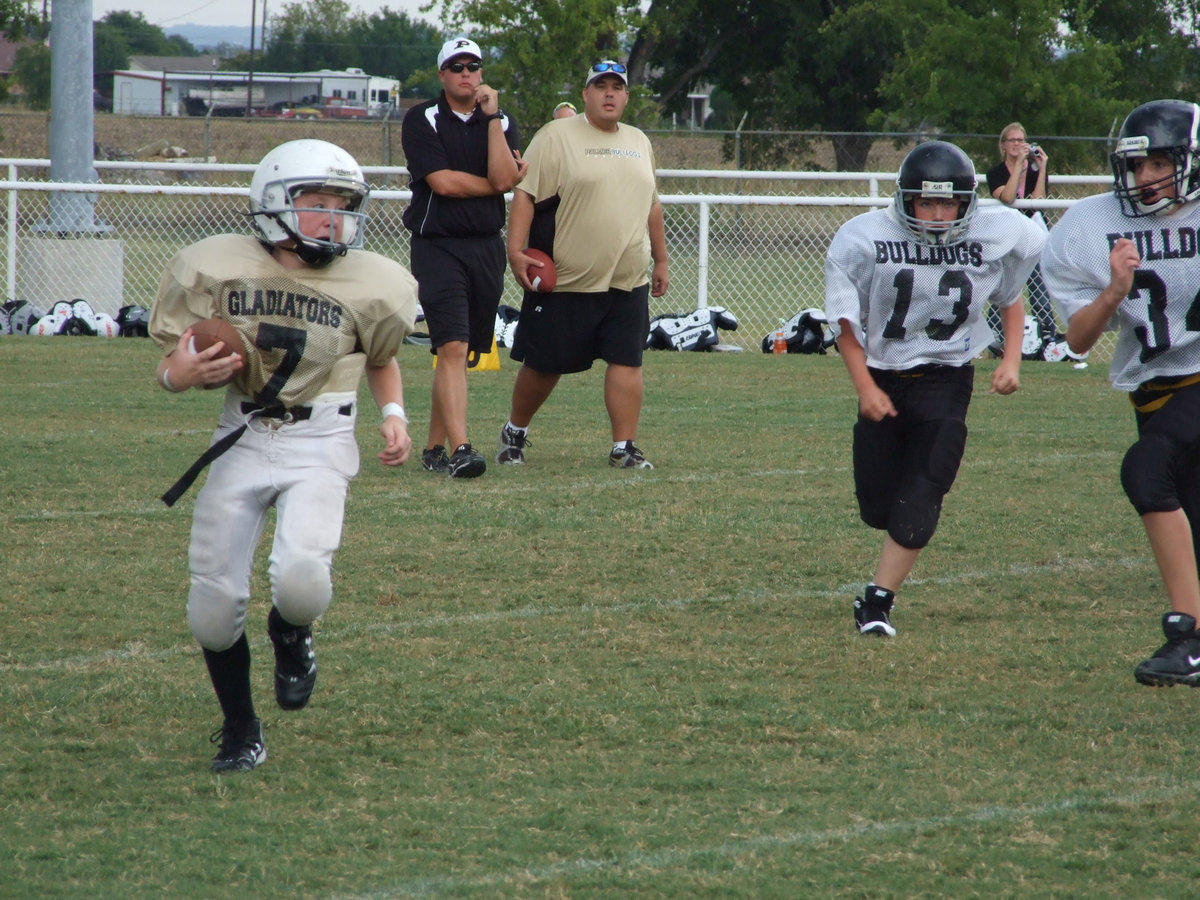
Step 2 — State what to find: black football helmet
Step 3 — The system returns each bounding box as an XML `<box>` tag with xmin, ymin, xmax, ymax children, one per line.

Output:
<box><xmin>893</xmin><ymin>140</ymin><xmax>978</xmax><ymax>245</ymax></box>
<box><xmin>1111</xmin><ymin>99</ymin><xmax>1200</xmax><ymax>217</ymax></box>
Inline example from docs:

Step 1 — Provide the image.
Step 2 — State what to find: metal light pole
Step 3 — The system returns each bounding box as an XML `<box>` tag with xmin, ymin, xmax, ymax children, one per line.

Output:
<box><xmin>26</xmin><ymin>0</ymin><xmax>123</xmax><ymax>317</ymax></box>
<box><xmin>47</xmin><ymin>0</ymin><xmax>104</xmax><ymax>232</ymax></box>
<box><xmin>246</xmin><ymin>0</ymin><xmax>256</xmax><ymax>117</ymax></box>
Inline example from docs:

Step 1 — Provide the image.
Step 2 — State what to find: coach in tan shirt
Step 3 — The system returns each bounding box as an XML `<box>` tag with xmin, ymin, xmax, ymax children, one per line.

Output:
<box><xmin>498</xmin><ymin>60</ymin><xmax>669</xmax><ymax>470</ymax></box>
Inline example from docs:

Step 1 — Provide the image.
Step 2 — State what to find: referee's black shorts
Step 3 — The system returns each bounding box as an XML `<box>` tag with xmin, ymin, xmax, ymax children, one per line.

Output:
<box><xmin>510</xmin><ymin>284</ymin><xmax>650</xmax><ymax>374</ymax></box>
<box><xmin>410</xmin><ymin>234</ymin><xmax>505</xmax><ymax>353</ymax></box>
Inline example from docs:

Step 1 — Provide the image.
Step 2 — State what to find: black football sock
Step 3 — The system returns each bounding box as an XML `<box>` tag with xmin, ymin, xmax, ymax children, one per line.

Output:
<box><xmin>202</xmin><ymin>632</ymin><xmax>256</xmax><ymax>724</ymax></box>
<box><xmin>267</xmin><ymin>604</ymin><xmax>300</xmax><ymax>633</ymax></box>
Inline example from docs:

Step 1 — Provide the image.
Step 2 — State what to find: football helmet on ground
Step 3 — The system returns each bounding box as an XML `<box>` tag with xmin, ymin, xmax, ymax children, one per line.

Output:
<box><xmin>893</xmin><ymin>140</ymin><xmax>978</xmax><ymax>246</ymax></box>
<box><xmin>1111</xmin><ymin>99</ymin><xmax>1200</xmax><ymax>217</ymax></box>
<box><xmin>249</xmin><ymin>139</ymin><xmax>369</xmax><ymax>267</ymax></box>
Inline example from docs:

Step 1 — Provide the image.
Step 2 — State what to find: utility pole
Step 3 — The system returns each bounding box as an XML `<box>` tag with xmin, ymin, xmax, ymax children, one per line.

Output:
<box><xmin>247</xmin><ymin>0</ymin><xmax>257</xmax><ymax>117</ymax></box>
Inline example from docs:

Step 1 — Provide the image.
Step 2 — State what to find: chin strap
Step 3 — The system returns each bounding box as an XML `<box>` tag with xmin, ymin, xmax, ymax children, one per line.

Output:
<box><xmin>267</xmin><ymin>213</ymin><xmax>344</xmax><ymax>268</ymax></box>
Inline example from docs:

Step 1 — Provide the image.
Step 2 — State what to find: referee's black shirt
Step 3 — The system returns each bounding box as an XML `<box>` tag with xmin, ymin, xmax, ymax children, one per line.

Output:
<box><xmin>401</xmin><ymin>93</ymin><xmax>521</xmax><ymax>239</ymax></box>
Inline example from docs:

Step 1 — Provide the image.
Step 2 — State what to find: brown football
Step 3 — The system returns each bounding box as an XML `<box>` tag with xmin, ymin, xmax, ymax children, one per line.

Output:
<box><xmin>525</xmin><ymin>248</ymin><xmax>557</xmax><ymax>293</ymax></box>
<box><xmin>189</xmin><ymin>317</ymin><xmax>243</xmax><ymax>358</ymax></box>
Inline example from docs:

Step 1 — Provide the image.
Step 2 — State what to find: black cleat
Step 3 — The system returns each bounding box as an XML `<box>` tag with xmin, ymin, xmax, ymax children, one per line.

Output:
<box><xmin>1135</xmin><ymin>612</ymin><xmax>1200</xmax><ymax>687</ymax></box>
<box><xmin>448</xmin><ymin>443</ymin><xmax>486</xmax><ymax>478</ymax></box>
<box><xmin>269</xmin><ymin>614</ymin><xmax>317</xmax><ymax>710</ymax></box>
<box><xmin>209</xmin><ymin>718</ymin><xmax>266</xmax><ymax>772</ymax></box>
<box><xmin>853</xmin><ymin>585</ymin><xmax>896</xmax><ymax>637</ymax></box>
<box><xmin>421</xmin><ymin>445</ymin><xmax>450</xmax><ymax>473</ymax></box>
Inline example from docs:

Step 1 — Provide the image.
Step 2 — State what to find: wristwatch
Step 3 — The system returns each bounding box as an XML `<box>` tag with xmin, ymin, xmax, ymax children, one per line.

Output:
<box><xmin>485</xmin><ymin>111</ymin><xmax>504</xmax><ymax>121</ymax></box>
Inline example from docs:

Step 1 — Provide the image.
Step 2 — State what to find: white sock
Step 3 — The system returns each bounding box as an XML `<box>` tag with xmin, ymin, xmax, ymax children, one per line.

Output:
<box><xmin>506</xmin><ymin>421</ymin><xmax>527</xmax><ymax>436</ymax></box>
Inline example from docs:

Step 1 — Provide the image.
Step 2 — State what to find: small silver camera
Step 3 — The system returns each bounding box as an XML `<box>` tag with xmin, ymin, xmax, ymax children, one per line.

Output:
<box><xmin>1027</xmin><ymin>143</ymin><xmax>1041</xmax><ymax>158</ymax></box>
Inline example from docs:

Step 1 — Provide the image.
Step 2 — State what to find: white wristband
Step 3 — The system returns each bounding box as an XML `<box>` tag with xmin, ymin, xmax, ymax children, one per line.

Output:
<box><xmin>381</xmin><ymin>402</ymin><xmax>407</xmax><ymax>423</ymax></box>
<box><xmin>159</xmin><ymin>367</ymin><xmax>175</xmax><ymax>392</ymax></box>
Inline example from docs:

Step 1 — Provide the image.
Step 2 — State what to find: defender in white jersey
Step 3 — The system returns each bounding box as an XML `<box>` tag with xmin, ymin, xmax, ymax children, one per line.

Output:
<box><xmin>1042</xmin><ymin>99</ymin><xmax>1200</xmax><ymax>687</ymax></box>
<box><xmin>826</xmin><ymin>140</ymin><xmax>1045</xmax><ymax>636</ymax></box>
<box><xmin>149</xmin><ymin>140</ymin><xmax>418</xmax><ymax>771</ymax></box>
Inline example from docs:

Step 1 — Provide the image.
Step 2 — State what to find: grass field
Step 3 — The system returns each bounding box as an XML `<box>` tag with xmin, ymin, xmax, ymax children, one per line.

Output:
<box><xmin>3</xmin><ymin>338</ymin><xmax>1198</xmax><ymax>898</ymax></box>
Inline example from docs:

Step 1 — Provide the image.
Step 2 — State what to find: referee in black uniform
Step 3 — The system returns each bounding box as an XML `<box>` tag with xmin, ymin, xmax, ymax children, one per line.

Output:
<box><xmin>401</xmin><ymin>37</ymin><xmax>525</xmax><ymax>478</ymax></box>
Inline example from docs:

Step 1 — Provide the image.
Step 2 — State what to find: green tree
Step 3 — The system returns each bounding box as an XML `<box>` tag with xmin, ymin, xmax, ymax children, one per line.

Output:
<box><xmin>254</xmin><ymin>1</ymin><xmax>440</xmax><ymax>96</ymax></box>
<box><xmin>346</xmin><ymin>8</ymin><xmax>442</xmax><ymax>96</ymax></box>
<box><xmin>643</xmin><ymin>0</ymin><xmax>1200</xmax><ymax>169</ymax></box>
<box><xmin>94</xmin><ymin>10</ymin><xmax>197</xmax><ymax>65</ymax></box>
<box><xmin>260</xmin><ymin>0</ymin><xmax>354</xmax><ymax>71</ymax></box>
<box><xmin>873</xmin><ymin>0</ymin><xmax>1133</xmax><ymax>170</ymax></box>
<box><xmin>0</xmin><ymin>0</ymin><xmax>39</xmax><ymax>40</ymax></box>
<box><xmin>12</xmin><ymin>40</ymin><xmax>49</xmax><ymax>109</ymax></box>
<box><xmin>423</xmin><ymin>0</ymin><xmax>653</xmax><ymax>129</ymax></box>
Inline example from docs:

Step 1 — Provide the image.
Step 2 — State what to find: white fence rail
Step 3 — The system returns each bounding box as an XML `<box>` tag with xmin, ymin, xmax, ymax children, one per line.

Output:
<box><xmin>0</xmin><ymin>159</ymin><xmax>1111</xmax><ymax>355</ymax></box>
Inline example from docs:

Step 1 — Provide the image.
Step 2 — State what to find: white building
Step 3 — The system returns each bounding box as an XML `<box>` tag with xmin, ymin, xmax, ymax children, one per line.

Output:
<box><xmin>111</xmin><ymin>60</ymin><xmax>398</xmax><ymax>118</ymax></box>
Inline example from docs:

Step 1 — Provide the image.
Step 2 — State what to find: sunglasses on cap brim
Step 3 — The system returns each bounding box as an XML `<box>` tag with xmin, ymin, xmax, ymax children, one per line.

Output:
<box><xmin>590</xmin><ymin>62</ymin><xmax>627</xmax><ymax>76</ymax></box>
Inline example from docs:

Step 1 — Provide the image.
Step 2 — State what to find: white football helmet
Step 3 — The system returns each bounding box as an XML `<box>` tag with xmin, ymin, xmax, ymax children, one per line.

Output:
<box><xmin>249</xmin><ymin>139</ymin><xmax>369</xmax><ymax>266</ymax></box>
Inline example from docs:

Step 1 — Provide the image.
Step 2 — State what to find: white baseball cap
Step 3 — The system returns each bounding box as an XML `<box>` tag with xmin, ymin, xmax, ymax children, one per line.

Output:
<box><xmin>585</xmin><ymin>60</ymin><xmax>628</xmax><ymax>87</ymax></box>
<box><xmin>438</xmin><ymin>37</ymin><xmax>482</xmax><ymax>69</ymax></box>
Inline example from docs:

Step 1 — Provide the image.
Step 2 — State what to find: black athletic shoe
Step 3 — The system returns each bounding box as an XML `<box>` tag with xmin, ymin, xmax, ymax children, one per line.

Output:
<box><xmin>448</xmin><ymin>443</ymin><xmax>486</xmax><ymax>478</ymax></box>
<box><xmin>609</xmin><ymin>441</ymin><xmax>653</xmax><ymax>469</ymax></box>
<box><xmin>422</xmin><ymin>445</ymin><xmax>450</xmax><ymax>473</ymax></box>
<box><xmin>268</xmin><ymin>615</ymin><xmax>317</xmax><ymax>710</ymax></box>
<box><xmin>209</xmin><ymin>718</ymin><xmax>266</xmax><ymax>772</ymax></box>
<box><xmin>853</xmin><ymin>586</ymin><xmax>896</xmax><ymax>637</ymax></box>
<box><xmin>496</xmin><ymin>424</ymin><xmax>530</xmax><ymax>465</ymax></box>
<box><xmin>1135</xmin><ymin>612</ymin><xmax>1200</xmax><ymax>687</ymax></box>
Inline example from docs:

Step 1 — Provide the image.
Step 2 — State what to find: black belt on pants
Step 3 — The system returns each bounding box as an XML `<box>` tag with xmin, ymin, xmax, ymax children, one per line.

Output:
<box><xmin>160</xmin><ymin>401</ymin><xmax>352</xmax><ymax>507</ymax></box>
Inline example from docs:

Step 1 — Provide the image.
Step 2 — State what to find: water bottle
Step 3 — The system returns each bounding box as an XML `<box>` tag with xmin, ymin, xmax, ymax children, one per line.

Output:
<box><xmin>772</xmin><ymin>328</ymin><xmax>786</xmax><ymax>355</ymax></box>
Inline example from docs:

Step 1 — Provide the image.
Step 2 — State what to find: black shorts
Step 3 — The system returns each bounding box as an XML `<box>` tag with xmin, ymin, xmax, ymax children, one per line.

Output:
<box><xmin>409</xmin><ymin>234</ymin><xmax>504</xmax><ymax>354</ymax></box>
<box><xmin>853</xmin><ymin>364</ymin><xmax>974</xmax><ymax>506</ymax></box>
<box><xmin>510</xmin><ymin>284</ymin><xmax>650</xmax><ymax>374</ymax></box>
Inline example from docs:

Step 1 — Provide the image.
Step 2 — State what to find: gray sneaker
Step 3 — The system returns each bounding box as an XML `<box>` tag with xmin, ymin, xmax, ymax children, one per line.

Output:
<box><xmin>496</xmin><ymin>424</ymin><xmax>530</xmax><ymax>465</ymax></box>
<box><xmin>609</xmin><ymin>441</ymin><xmax>653</xmax><ymax>469</ymax></box>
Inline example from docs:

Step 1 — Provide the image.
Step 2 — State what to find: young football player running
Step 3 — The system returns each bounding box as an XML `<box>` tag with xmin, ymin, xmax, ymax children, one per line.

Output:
<box><xmin>1042</xmin><ymin>99</ymin><xmax>1200</xmax><ymax>687</ymax></box>
<box><xmin>150</xmin><ymin>139</ymin><xmax>418</xmax><ymax>771</ymax></box>
<box><xmin>826</xmin><ymin>140</ymin><xmax>1046</xmax><ymax>636</ymax></box>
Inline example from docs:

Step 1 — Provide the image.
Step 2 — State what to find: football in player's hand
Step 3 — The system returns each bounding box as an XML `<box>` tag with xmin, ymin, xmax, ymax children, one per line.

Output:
<box><xmin>189</xmin><ymin>317</ymin><xmax>243</xmax><ymax>358</ymax></box>
<box><xmin>525</xmin><ymin>249</ymin><xmax>557</xmax><ymax>293</ymax></box>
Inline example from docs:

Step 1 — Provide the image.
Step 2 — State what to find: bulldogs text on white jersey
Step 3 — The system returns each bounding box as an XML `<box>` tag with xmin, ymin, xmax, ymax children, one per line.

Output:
<box><xmin>1042</xmin><ymin>192</ymin><xmax>1200</xmax><ymax>390</ymax></box>
<box><xmin>825</xmin><ymin>205</ymin><xmax>1046</xmax><ymax>370</ymax></box>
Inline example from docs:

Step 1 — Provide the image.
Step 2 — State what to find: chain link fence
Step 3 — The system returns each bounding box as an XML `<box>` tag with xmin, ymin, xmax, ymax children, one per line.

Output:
<box><xmin>0</xmin><ymin>157</ymin><xmax>1114</xmax><ymax>359</ymax></box>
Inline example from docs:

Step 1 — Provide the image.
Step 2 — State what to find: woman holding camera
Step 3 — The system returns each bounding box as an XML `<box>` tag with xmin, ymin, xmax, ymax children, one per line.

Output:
<box><xmin>988</xmin><ymin>122</ymin><xmax>1048</xmax><ymax>206</ymax></box>
<box><xmin>987</xmin><ymin>122</ymin><xmax>1059</xmax><ymax>347</ymax></box>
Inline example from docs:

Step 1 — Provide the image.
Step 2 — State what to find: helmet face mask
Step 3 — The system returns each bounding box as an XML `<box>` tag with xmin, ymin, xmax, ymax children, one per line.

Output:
<box><xmin>1111</xmin><ymin>100</ymin><xmax>1200</xmax><ymax>217</ymax></box>
<box><xmin>892</xmin><ymin>141</ymin><xmax>978</xmax><ymax>246</ymax></box>
<box><xmin>249</xmin><ymin>140</ymin><xmax>370</xmax><ymax>266</ymax></box>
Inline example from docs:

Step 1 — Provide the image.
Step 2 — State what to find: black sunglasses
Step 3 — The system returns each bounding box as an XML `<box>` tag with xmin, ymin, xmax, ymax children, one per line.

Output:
<box><xmin>444</xmin><ymin>60</ymin><xmax>482</xmax><ymax>73</ymax></box>
<box><xmin>590</xmin><ymin>61</ymin><xmax>627</xmax><ymax>75</ymax></box>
